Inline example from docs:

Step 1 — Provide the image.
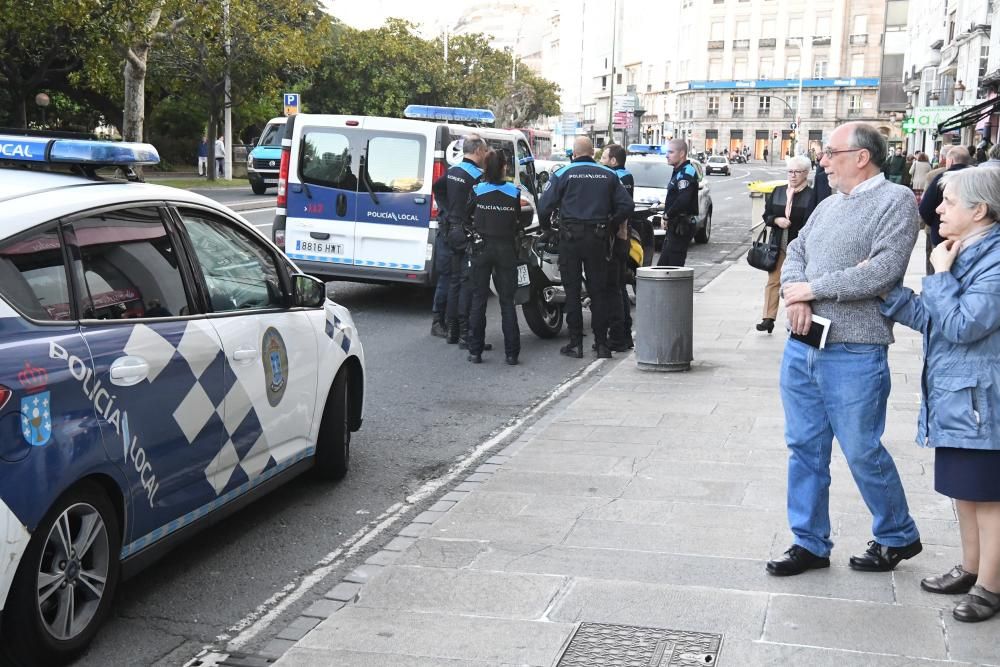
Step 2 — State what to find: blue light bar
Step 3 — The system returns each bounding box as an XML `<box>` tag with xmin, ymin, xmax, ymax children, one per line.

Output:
<box><xmin>0</xmin><ymin>134</ymin><xmax>160</xmax><ymax>166</ymax></box>
<box><xmin>403</xmin><ymin>105</ymin><xmax>496</xmax><ymax>125</ymax></box>
<box><xmin>627</xmin><ymin>144</ymin><xmax>666</xmax><ymax>155</ymax></box>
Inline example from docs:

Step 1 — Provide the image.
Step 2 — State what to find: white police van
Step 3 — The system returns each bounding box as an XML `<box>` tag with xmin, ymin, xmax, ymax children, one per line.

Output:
<box><xmin>271</xmin><ymin>106</ymin><xmax>539</xmax><ymax>285</ymax></box>
<box><xmin>0</xmin><ymin>133</ymin><xmax>365</xmax><ymax>665</ymax></box>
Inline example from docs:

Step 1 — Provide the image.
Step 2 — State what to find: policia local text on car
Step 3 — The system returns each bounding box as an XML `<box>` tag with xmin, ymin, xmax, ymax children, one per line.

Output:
<box><xmin>536</xmin><ymin>137</ymin><xmax>634</xmax><ymax>359</ymax></box>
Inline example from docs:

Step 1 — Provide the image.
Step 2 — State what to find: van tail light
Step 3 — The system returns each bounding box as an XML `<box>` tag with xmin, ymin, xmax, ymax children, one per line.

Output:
<box><xmin>276</xmin><ymin>146</ymin><xmax>291</xmax><ymax>207</ymax></box>
<box><xmin>0</xmin><ymin>385</ymin><xmax>11</xmax><ymax>411</ymax></box>
<box><xmin>274</xmin><ymin>229</ymin><xmax>285</xmax><ymax>249</ymax></box>
<box><xmin>430</xmin><ymin>158</ymin><xmax>447</xmax><ymax>219</ymax></box>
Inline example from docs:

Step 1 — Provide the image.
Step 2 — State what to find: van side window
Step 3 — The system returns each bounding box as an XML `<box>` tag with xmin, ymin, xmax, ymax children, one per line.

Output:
<box><xmin>516</xmin><ymin>139</ymin><xmax>533</xmax><ymax>190</ymax></box>
<box><xmin>363</xmin><ymin>136</ymin><xmax>425</xmax><ymax>193</ymax></box>
<box><xmin>0</xmin><ymin>226</ymin><xmax>72</xmax><ymax>321</ymax></box>
<box><xmin>301</xmin><ymin>130</ymin><xmax>357</xmax><ymax>191</ymax></box>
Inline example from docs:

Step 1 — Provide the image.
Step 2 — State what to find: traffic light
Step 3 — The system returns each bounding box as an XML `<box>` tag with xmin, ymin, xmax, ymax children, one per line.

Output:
<box><xmin>789</xmin><ymin>131</ymin><xmax>796</xmax><ymax>141</ymax></box>
<box><xmin>773</xmin><ymin>131</ymin><xmax>779</xmax><ymax>139</ymax></box>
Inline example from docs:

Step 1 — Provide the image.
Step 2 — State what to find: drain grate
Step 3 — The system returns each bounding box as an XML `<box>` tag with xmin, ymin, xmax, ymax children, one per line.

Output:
<box><xmin>557</xmin><ymin>622</ymin><xmax>723</xmax><ymax>667</ymax></box>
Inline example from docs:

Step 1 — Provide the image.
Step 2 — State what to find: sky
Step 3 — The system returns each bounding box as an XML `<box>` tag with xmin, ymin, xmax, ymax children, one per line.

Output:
<box><xmin>321</xmin><ymin>1</ymin><xmax>454</xmax><ymax>36</ymax></box>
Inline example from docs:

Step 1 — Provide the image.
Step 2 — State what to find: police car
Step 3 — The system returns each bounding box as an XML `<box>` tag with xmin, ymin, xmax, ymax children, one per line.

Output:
<box><xmin>0</xmin><ymin>134</ymin><xmax>365</xmax><ymax>665</ymax></box>
<box><xmin>271</xmin><ymin>105</ymin><xmax>539</xmax><ymax>286</ymax></box>
<box><xmin>247</xmin><ymin>117</ymin><xmax>287</xmax><ymax>194</ymax></box>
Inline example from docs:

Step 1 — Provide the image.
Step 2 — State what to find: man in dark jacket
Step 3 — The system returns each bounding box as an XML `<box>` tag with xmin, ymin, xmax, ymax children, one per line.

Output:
<box><xmin>812</xmin><ymin>163</ymin><xmax>832</xmax><ymax>207</ymax></box>
<box><xmin>919</xmin><ymin>146</ymin><xmax>973</xmax><ymax>273</ymax></box>
<box><xmin>884</xmin><ymin>147</ymin><xmax>906</xmax><ymax>183</ymax></box>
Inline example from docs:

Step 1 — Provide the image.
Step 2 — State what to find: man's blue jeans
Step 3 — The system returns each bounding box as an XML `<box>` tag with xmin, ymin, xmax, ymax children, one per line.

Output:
<box><xmin>779</xmin><ymin>339</ymin><xmax>919</xmax><ymax>557</ymax></box>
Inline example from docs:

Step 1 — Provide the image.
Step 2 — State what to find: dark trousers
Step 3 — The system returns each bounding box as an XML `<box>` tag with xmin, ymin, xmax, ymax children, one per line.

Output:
<box><xmin>446</xmin><ymin>248</ymin><xmax>472</xmax><ymax>325</ymax></box>
<box><xmin>559</xmin><ymin>225</ymin><xmax>610</xmax><ymax>346</ymax></box>
<box><xmin>469</xmin><ymin>238</ymin><xmax>520</xmax><ymax>356</ymax></box>
<box><xmin>606</xmin><ymin>238</ymin><xmax>630</xmax><ymax>345</ymax></box>
<box><xmin>432</xmin><ymin>232</ymin><xmax>452</xmax><ymax>318</ymax></box>
<box><xmin>658</xmin><ymin>216</ymin><xmax>695</xmax><ymax>267</ymax></box>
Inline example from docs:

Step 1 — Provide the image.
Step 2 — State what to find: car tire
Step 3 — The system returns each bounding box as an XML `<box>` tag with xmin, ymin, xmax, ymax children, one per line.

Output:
<box><xmin>250</xmin><ymin>181</ymin><xmax>268</xmax><ymax>195</ymax></box>
<box><xmin>314</xmin><ymin>369</ymin><xmax>350</xmax><ymax>481</ymax></box>
<box><xmin>521</xmin><ymin>288</ymin><xmax>564</xmax><ymax>338</ymax></box>
<box><xmin>695</xmin><ymin>209</ymin><xmax>712</xmax><ymax>244</ymax></box>
<box><xmin>1</xmin><ymin>481</ymin><xmax>121</xmax><ymax>667</ymax></box>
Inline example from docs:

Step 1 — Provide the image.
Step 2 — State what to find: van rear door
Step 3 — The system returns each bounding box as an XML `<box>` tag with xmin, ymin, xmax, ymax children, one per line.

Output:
<box><xmin>285</xmin><ymin>122</ymin><xmax>361</xmax><ymax>268</ymax></box>
<box><xmin>355</xmin><ymin>131</ymin><xmax>431</xmax><ymax>273</ymax></box>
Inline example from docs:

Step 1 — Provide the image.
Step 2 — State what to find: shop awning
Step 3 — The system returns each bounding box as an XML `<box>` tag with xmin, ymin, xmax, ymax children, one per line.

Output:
<box><xmin>938</xmin><ymin>96</ymin><xmax>1000</xmax><ymax>133</ymax></box>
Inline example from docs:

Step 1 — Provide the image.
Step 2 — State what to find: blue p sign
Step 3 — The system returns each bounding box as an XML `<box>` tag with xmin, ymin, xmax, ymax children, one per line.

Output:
<box><xmin>283</xmin><ymin>93</ymin><xmax>300</xmax><ymax>116</ymax></box>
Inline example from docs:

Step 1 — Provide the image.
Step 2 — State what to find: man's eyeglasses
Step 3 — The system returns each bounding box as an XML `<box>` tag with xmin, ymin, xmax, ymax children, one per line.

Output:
<box><xmin>822</xmin><ymin>147</ymin><xmax>864</xmax><ymax>159</ymax></box>
<box><xmin>787</xmin><ymin>170</ymin><xmax>808</xmax><ymax>175</ymax></box>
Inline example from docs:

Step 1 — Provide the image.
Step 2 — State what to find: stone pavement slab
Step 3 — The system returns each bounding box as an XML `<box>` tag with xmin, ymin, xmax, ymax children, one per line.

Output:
<box><xmin>273</xmin><ymin>240</ymin><xmax>999</xmax><ymax>667</ymax></box>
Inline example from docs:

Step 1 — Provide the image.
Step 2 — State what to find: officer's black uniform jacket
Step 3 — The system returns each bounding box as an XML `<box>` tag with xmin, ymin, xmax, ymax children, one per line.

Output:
<box><xmin>431</xmin><ymin>158</ymin><xmax>483</xmax><ymax>235</ymax></box>
<box><xmin>614</xmin><ymin>168</ymin><xmax>635</xmax><ymax>197</ymax></box>
<box><xmin>536</xmin><ymin>156</ymin><xmax>634</xmax><ymax>229</ymax></box>
<box><xmin>664</xmin><ymin>159</ymin><xmax>699</xmax><ymax>219</ymax></box>
<box><xmin>466</xmin><ymin>182</ymin><xmax>523</xmax><ymax>238</ymax></box>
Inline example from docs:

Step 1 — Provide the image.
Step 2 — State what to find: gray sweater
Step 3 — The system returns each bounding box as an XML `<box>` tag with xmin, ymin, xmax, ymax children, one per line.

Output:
<box><xmin>781</xmin><ymin>176</ymin><xmax>919</xmax><ymax>344</ymax></box>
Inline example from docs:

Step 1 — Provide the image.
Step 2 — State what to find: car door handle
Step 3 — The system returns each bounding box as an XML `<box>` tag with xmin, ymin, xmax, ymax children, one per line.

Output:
<box><xmin>110</xmin><ymin>356</ymin><xmax>149</xmax><ymax>386</ymax></box>
<box><xmin>310</xmin><ymin>232</ymin><xmax>331</xmax><ymax>240</ymax></box>
<box><xmin>232</xmin><ymin>348</ymin><xmax>258</xmax><ymax>363</ymax></box>
<box><xmin>336</xmin><ymin>193</ymin><xmax>347</xmax><ymax>217</ymax></box>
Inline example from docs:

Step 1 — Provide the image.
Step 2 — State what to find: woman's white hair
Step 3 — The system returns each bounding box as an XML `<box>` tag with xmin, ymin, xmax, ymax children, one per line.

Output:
<box><xmin>940</xmin><ymin>168</ymin><xmax>1000</xmax><ymax>222</ymax></box>
<box><xmin>786</xmin><ymin>155</ymin><xmax>812</xmax><ymax>173</ymax></box>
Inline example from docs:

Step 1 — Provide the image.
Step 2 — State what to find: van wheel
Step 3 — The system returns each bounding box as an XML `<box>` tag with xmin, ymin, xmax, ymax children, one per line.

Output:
<box><xmin>1</xmin><ymin>482</ymin><xmax>121</xmax><ymax>667</ymax></box>
<box><xmin>522</xmin><ymin>289</ymin><xmax>563</xmax><ymax>338</ymax></box>
<box><xmin>250</xmin><ymin>181</ymin><xmax>268</xmax><ymax>195</ymax></box>
<box><xmin>315</xmin><ymin>369</ymin><xmax>350</xmax><ymax>481</ymax></box>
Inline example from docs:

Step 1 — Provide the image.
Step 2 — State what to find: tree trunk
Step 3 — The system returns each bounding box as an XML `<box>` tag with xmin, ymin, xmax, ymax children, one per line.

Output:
<box><xmin>206</xmin><ymin>101</ymin><xmax>221</xmax><ymax>182</ymax></box>
<box><xmin>122</xmin><ymin>4</ymin><xmax>164</xmax><ymax>143</ymax></box>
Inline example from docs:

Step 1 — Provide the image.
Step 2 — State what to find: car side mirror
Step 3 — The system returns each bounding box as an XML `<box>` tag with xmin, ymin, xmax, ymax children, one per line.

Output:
<box><xmin>292</xmin><ymin>273</ymin><xmax>326</xmax><ymax>308</ymax></box>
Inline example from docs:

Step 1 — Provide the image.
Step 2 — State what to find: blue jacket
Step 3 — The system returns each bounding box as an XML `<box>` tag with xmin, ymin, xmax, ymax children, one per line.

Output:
<box><xmin>881</xmin><ymin>224</ymin><xmax>1000</xmax><ymax>451</ymax></box>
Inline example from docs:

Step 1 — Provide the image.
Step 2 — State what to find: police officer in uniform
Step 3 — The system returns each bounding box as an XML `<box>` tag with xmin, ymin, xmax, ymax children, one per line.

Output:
<box><xmin>599</xmin><ymin>143</ymin><xmax>635</xmax><ymax>351</ymax></box>
<box><xmin>431</xmin><ymin>135</ymin><xmax>490</xmax><ymax>347</ymax></box>
<box><xmin>657</xmin><ymin>139</ymin><xmax>699</xmax><ymax>267</ymax></box>
<box><xmin>537</xmin><ymin>136</ymin><xmax>634</xmax><ymax>359</ymax></box>
<box><xmin>465</xmin><ymin>150</ymin><xmax>525</xmax><ymax>365</ymax></box>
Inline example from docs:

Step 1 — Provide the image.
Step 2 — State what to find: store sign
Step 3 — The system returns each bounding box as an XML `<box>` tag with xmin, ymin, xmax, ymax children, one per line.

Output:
<box><xmin>906</xmin><ymin>105</ymin><xmax>967</xmax><ymax>130</ymax></box>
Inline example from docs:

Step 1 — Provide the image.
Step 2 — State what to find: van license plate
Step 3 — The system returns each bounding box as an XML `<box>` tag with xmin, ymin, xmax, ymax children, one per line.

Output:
<box><xmin>296</xmin><ymin>240</ymin><xmax>344</xmax><ymax>255</ymax></box>
<box><xmin>517</xmin><ymin>264</ymin><xmax>530</xmax><ymax>287</ymax></box>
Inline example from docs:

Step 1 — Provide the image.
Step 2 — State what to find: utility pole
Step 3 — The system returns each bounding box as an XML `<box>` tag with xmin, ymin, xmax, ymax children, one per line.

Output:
<box><xmin>223</xmin><ymin>0</ymin><xmax>232</xmax><ymax>180</ymax></box>
<box><xmin>607</xmin><ymin>0</ymin><xmax>618</xmax><ymax>142</ymax></box>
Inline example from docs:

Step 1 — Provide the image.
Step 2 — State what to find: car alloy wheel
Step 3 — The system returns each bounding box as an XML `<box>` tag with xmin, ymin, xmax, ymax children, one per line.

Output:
<box><xmin>36</xmin><ymin>502</ymin><xmax>111</xmax><ymax>642</ymax></box>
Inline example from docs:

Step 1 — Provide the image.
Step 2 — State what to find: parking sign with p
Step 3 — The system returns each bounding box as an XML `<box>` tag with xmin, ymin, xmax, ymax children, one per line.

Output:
<box><xmin>283</xmin><ymin>93</ymin><xmax>300</xmax><ymax>116</ymax></box>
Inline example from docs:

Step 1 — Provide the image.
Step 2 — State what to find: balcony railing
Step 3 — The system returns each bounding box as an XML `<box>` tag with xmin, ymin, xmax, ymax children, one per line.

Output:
<box><xmin>732</xmin><ymin>109</ymin><xmax>745</xmax><ymax>117</ymax></box>
<box><xmin>758</xmin><ymin>38</ymin><xmax>776</xmax><ymax>48</ymax></box>
<box><xmin>708</xmin><ymin>40</ymin><xmax>724</xmax><ymax>50</ymax></box>
<box><xmin>810</xmin><ymin>108</ymin><xmax>824</xmax><ymax>117</ymax></box>
<box><xmin>733</xmin><ymin>39</ymin><xmax>750</xmax><ymax>50</ymax></box>
<box><xmin>757</xmin><ymin>108</ymin><xmax>771</xmax><ymax>117</ymax></box>
<box><xmin>849</xmin><ymin>34</ymin><xmax>868</xmax><ymax>46</ymax></box>
<box><xmin>812</xmin><ymin>36</ymin><xmax>831</xmax><ymax>46</ymax></box>
<box><xmin>786</xmin><ymin>38</ymin><xmax>802</xmax><ymax>48</ymax></box>
<box><xmin>847</xmin><ymin>108</ymin><xmax>862</xmax><ymax>115</ymax></box>
<box><xmin>707</xmin><ymin>109</ymin><xmax>719</xmax><ymax>116</ymax></box>
<box><xmin>783</xmin><ymin>108</ymin><xmax>796</xmax><ymax>117</ymax></box>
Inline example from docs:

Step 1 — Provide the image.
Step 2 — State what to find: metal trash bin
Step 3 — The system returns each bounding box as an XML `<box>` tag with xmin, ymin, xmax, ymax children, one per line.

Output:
<box><xmin>747</xmin><ymin>180</ymin><xmax>787</xmax><ymax>229</ymax></box>
<box><xmin>635</xmin><ymin>266</ymin><xmax>694</xmax><ymax>372</ymax></box>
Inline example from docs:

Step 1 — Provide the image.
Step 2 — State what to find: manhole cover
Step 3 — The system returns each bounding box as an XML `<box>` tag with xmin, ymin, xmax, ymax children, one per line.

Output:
<box><xmin>557</xmin><ymin>622</ymin><xmax>723</xmax><ymax>667</ymax></box>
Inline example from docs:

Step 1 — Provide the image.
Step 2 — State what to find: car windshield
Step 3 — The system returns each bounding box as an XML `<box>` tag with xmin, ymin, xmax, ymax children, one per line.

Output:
<box><xmin>628</xmin><ymin>161</ymin><xmax>672</xmax><ymax>188</ymax></box>
<box><xmin>708</xmin><ymin>157</ymin><xmax>726</xmax><ymax>163</ymax></box>
<box><xmin>258</xmin><ymin>123</ymin><xmax>284</xmax><ymax>147</ymax></box>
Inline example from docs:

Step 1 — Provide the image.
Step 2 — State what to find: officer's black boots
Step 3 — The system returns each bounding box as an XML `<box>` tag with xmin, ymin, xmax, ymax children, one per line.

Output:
<box><xmin>595</xmin><ymin>344</ymin><xmax>612</xmax><ymax>359</ymax></box>
<box><xmin>447</xmin><ymin>319</ymin><xmax>461</xmax><ymax>344</ymax></box>
<box><xmin>431</xmin><ymin>317</ymin><xmax>448</xmax><ymax>338</ymax></box>
<box><xmin>505</xmin><ymin>354</ymin><xmax>519</xmax><ymax>366</ymax></box>
<box><xmin>457</xmin><ymin>318</ymin><xmax>469</xmax><ymax>349</ymax></box>
<box><xmin>467</xmin><ymin>353</ymin><xmax>482</xmax><ymax>364</ymax></box>
<box><xmin>560</xmin><ymin>342</ymin><xmax>584</xmax><ymax>358</ymax></box>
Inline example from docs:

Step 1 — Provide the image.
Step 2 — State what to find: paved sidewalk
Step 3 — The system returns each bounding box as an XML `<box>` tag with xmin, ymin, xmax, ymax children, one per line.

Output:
<box><xmin>271</xmin><ymin>243</ymin><xmax>998</xmax><ymax>666</ymax></box>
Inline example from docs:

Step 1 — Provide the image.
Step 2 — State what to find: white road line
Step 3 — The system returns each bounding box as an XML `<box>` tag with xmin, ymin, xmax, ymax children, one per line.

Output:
<box><xmin>252</xmin><ymin>221</ymin><xmax>273</xmax><ymax>228</ymax></box>
<box><xmin>240</xmin><ymin>208</ymin><xmax>275</xmax><ymax>215</ymax></box>
<box><xmin>190</xmin><ymin>357</ymin><xmax>608</xmax><ymax>661</ymax></box>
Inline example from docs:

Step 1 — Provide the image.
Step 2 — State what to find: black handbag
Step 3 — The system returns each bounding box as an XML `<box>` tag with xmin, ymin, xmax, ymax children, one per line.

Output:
<box><xmin>747</xmin><ymin>227</ymin><xmax>780</xmax><ymax>272</ymax></box>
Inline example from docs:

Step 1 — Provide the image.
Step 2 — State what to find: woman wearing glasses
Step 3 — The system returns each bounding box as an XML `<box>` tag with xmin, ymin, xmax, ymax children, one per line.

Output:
<box><xmin>756</xmin><ymin>156</ymin><xmax>816</xmax><ymax>333</ymax></box>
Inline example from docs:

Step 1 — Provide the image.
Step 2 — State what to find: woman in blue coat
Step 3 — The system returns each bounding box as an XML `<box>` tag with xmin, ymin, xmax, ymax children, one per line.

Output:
<box><xmin>880</xmin><ymin>167</ymin><xmax>1000</xmax><ymax>623</ymax></box>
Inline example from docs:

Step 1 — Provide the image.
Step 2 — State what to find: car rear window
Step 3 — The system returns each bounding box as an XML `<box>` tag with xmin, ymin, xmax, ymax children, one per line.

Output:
<box><xmin>708</xmin><ymin>157</ymin><xmax>726</xmax><ymax>163</ymax></box>
<box><xmin>629</xmin><ymin>161</ymin><xmax>672</xmax><ymax>188</ymax></box>
<box><xmin>300</xmin><ymin>129</ymin><xmax>358</xmax><ymax>191</ymax></box>
<box><xmin>363</xmin><ymin>135</ymin><xmax>426</xmax><ymax>193</ymax></box>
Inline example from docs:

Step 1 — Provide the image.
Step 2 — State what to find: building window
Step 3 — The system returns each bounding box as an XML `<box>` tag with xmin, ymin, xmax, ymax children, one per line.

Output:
<box><xmin>709</xmin><ymin>57</ymin><xmax>723</xmax><ymax>80</ymax></box>
<box><xmin>734</xmin><ymin>56</ymin><xmax>748</xmax><ymax>79</ymax></box>
<box><xmin>732</xmin><ymin>95</ymin><xmax>745</xmax><ymax>116</ymax></box>
<box><xmin>601</xmin><ymin>76</ymin><xmax>607</xmax><ymax>90</ymax></box>
<box><xmin>707</xmin><ymin>96</ymin><xmax>719</xmax><ymax>116</ymax></box>
<box><xmin>981</xmin><ymin>45</ymin><xmax>990</xmax><ymax>79</ymax></box>
<box><xmin>758</xmin><ymin>96</ymin><xmax>771</xmax><ymax>116</ymax></box>
<box><xmin>887</xmin><ymin>0</ymin><xmax>909</xmax><ymax>27</ymax></box>
<box><xmin>760</xmin><ymin>57</ymin><xmax>773</xmax><ymax>79</ymax></box>
<box><xmin>848</xmin><ymin>94</ymin><xmax>862</xmax><ymax>114</ymax></box>
<box><xmin>583</xmin><ymin>104</ymin><xmax>596</xmax><ymax>122</ymax></box>
<box><xmin>813</xmin><ymin>58</ymin><xmax>828</xmax><ymax>78</ymax></box>
<box><xmin>735</xmin><ymin>19</ymin><xmax>750</xmax><ymax>39</ymax></box>
<box><xmin>616</xmin><ymin>73</ymin><xmax>622</xmax><ymax>84</ymax></box>
<box><xmin>784</xmin><ymin>95</ymin><xmax>798</xmax><ymax>117</ymax></box>
<box><xmin>815</xmin><ymin>14</ymin><xmax>831</xmax><ymax>37</ymax></box>
<box><xmin>761</xmin><ymin>18</ymin><xmax>776</xmax><ymax>37</ymax></box>
<box><xmin>710</xmin><ymin>21</ymin><xmax>724</xmax><ymax>40</ymax></box>
<box><xmin>788</xmin><ymin>15</ymin><xmax>803</xmax><ymax>38</ymax></box>
<box><xmin>811</xmin><ymin>94</ymin><xmax>824</xmax><ymax>117</ymax></box>
<box><xmin>786</xmin><ymin>57</ymin><xmax>800</xmax><ymax>79</ymax></box>
<box><xmin>852</xmin><ymin>14</ymin><xmax>868</xmax><ymax>35</ymax></box>
<box><xmin>850</xmin><ymin>54</ymin><xmax>865</xmax><ymax>77</ymax></box>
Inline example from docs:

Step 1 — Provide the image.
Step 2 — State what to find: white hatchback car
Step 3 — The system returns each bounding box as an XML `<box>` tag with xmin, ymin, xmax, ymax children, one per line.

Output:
<box><xmin>704</xmin><ymin>155</ymin><xmax>732</xmax><ymax>176</ymax></box>
<box><xmin>0</xmin><ymin>134</ymin><xmax>365</xmax><ymax>665</ymax></box>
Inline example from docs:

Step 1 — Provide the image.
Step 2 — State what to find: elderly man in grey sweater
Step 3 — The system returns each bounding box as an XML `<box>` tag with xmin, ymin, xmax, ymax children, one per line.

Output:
<box><xmin>766</xmin><ymin>122</ymin><xmax>923</xmax><ymax>577</ymax></box>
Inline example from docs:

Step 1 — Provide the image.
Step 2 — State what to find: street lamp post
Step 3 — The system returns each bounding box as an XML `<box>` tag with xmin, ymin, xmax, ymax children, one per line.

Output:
<box><xmin>35</xmin><ymin>93</ymin><xmax>50</xmax><ymax>128</ymax></box>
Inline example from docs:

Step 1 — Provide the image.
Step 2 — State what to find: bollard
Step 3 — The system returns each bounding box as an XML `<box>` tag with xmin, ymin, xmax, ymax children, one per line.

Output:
<box><xmin>635</xmin><ymin>266</ymin><xmax>693</xmax><ymax>372</ymax></box>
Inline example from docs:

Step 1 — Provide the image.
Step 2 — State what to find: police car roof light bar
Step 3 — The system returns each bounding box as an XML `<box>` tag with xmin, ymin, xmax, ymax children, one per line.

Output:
<box><xmin>0</xmin><ymin>134</ymin><xmax>160</xmax><ymax>167</ymax></box>
<box><xmin>403</xmin><ymin>105</ymin><xmax>496</xmax><ymax>126</ymax></box>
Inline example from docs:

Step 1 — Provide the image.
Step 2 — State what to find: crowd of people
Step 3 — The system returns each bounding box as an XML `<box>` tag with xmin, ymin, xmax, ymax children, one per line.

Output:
<box><xmin>751</xmin><ymin>121</ymin><xmax>1000</xmax><ymax>625</ymax></box>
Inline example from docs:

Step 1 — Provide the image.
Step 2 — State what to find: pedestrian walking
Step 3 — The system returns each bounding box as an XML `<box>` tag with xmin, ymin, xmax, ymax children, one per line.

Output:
<box><xmin>656</xmin><ymin>139</ymin><xmax>699</xmax><ymax>267</ymax></box>
<box><xmin>537</xmin><ymin>136</ymin><xmax>633</xmax><ymax>359</ymax></box>
<box><xmin>880</xmin><ymin>167</ymin><xmax>1000</xmax><ymax>622</ymax></box>
<box><xmin>214</xmin><ymin>136</ymin><xmax>225</xmax><ymax>177</ymax></box>
<box><xmin>767</xmin><ymin>122</ymin><xmax>922</xmax><ymax>577</ymax></box>
<box><xmin>920</xmin><ymin>147</ymin><xmax>973</xmax><ymax>273</ymax></box>
<box><xmin>885</xmin><ymin>147</ymin><xmax>906</xmax><ymax>184</ymax></box>
<box><xmin>599</xmin><ymin>143</ymin><xmax>636</xmax><ymax>351</ymax></box>
<box><xmin>432</xmin><ymin>135</ymin><xmax>490</xmax><ymax>348</ymax></box>
<box><xmin>763</xmin><ymin>146</ymin><xmax>770</xmax><ymax>164</ymax></box>
<box><xmin>902</xmin><ymin>153</ymin><xmax>915</xmax><ymax>188</ymax></box>
<box><xmin>465</xmin><ymin>150</ymin><xmax>525</xmax><ymax>365</ymax></box>
<box><xmin>910</xmin><ymin>152</ymin><xmax>932</xmax><ymax>196</ymax></box>
<box><xmin>198</xmin><ymin>136</ymin><xmax>208</xmax><ymax>176</ymax></box>
<box><xmin>755</xmin><ymin>156</ymin><xmax>815</xmax><ymax>334</ymax></box>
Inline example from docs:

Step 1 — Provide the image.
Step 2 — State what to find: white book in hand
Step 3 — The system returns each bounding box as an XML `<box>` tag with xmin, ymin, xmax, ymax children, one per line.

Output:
<box><xmin>789</xmin><ymin>314</ymin><xmax>832</xmax><ymax>349</ymax></box>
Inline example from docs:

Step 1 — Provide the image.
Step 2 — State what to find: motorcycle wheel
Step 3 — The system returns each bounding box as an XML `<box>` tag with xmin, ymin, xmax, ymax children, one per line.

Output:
<box><xmin>522</xmin><ymin>288</ymin><xmax>563</xmax><ymax>338</ymax></box>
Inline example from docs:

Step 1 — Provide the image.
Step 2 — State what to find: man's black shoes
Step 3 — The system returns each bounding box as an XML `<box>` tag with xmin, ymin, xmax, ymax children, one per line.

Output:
<box><xmin>848</xmin><ymin>539</ymin><xmax>922</xmax><ymax>572</ymax></box>
<box><xmin>505</xmin><ymin>354</ymin><xmax>519</xmax><ymax>366</ymax></box>
<box><xmin>431</xmin><ymin>319</ymin><xmax>448</xmax><ymax>338</ymax></box>
<box><xmin>766</xmin><ymin>545</ymin><xmax>831</xmax><ymax>576</ymax></box>
<box><xmin>595</xmin><ymin>344</ymin><xmax>612</xmax><ymax>359</ymax></box>
<box><xmin>560</xmin><ymin>343</ymin><xmax>584</xmax><ymax>358</ymax></box>
<box><xmin>467</xmin><ymin>353</ymin><xmax>482</xmax><ymax>364</ymax></box>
